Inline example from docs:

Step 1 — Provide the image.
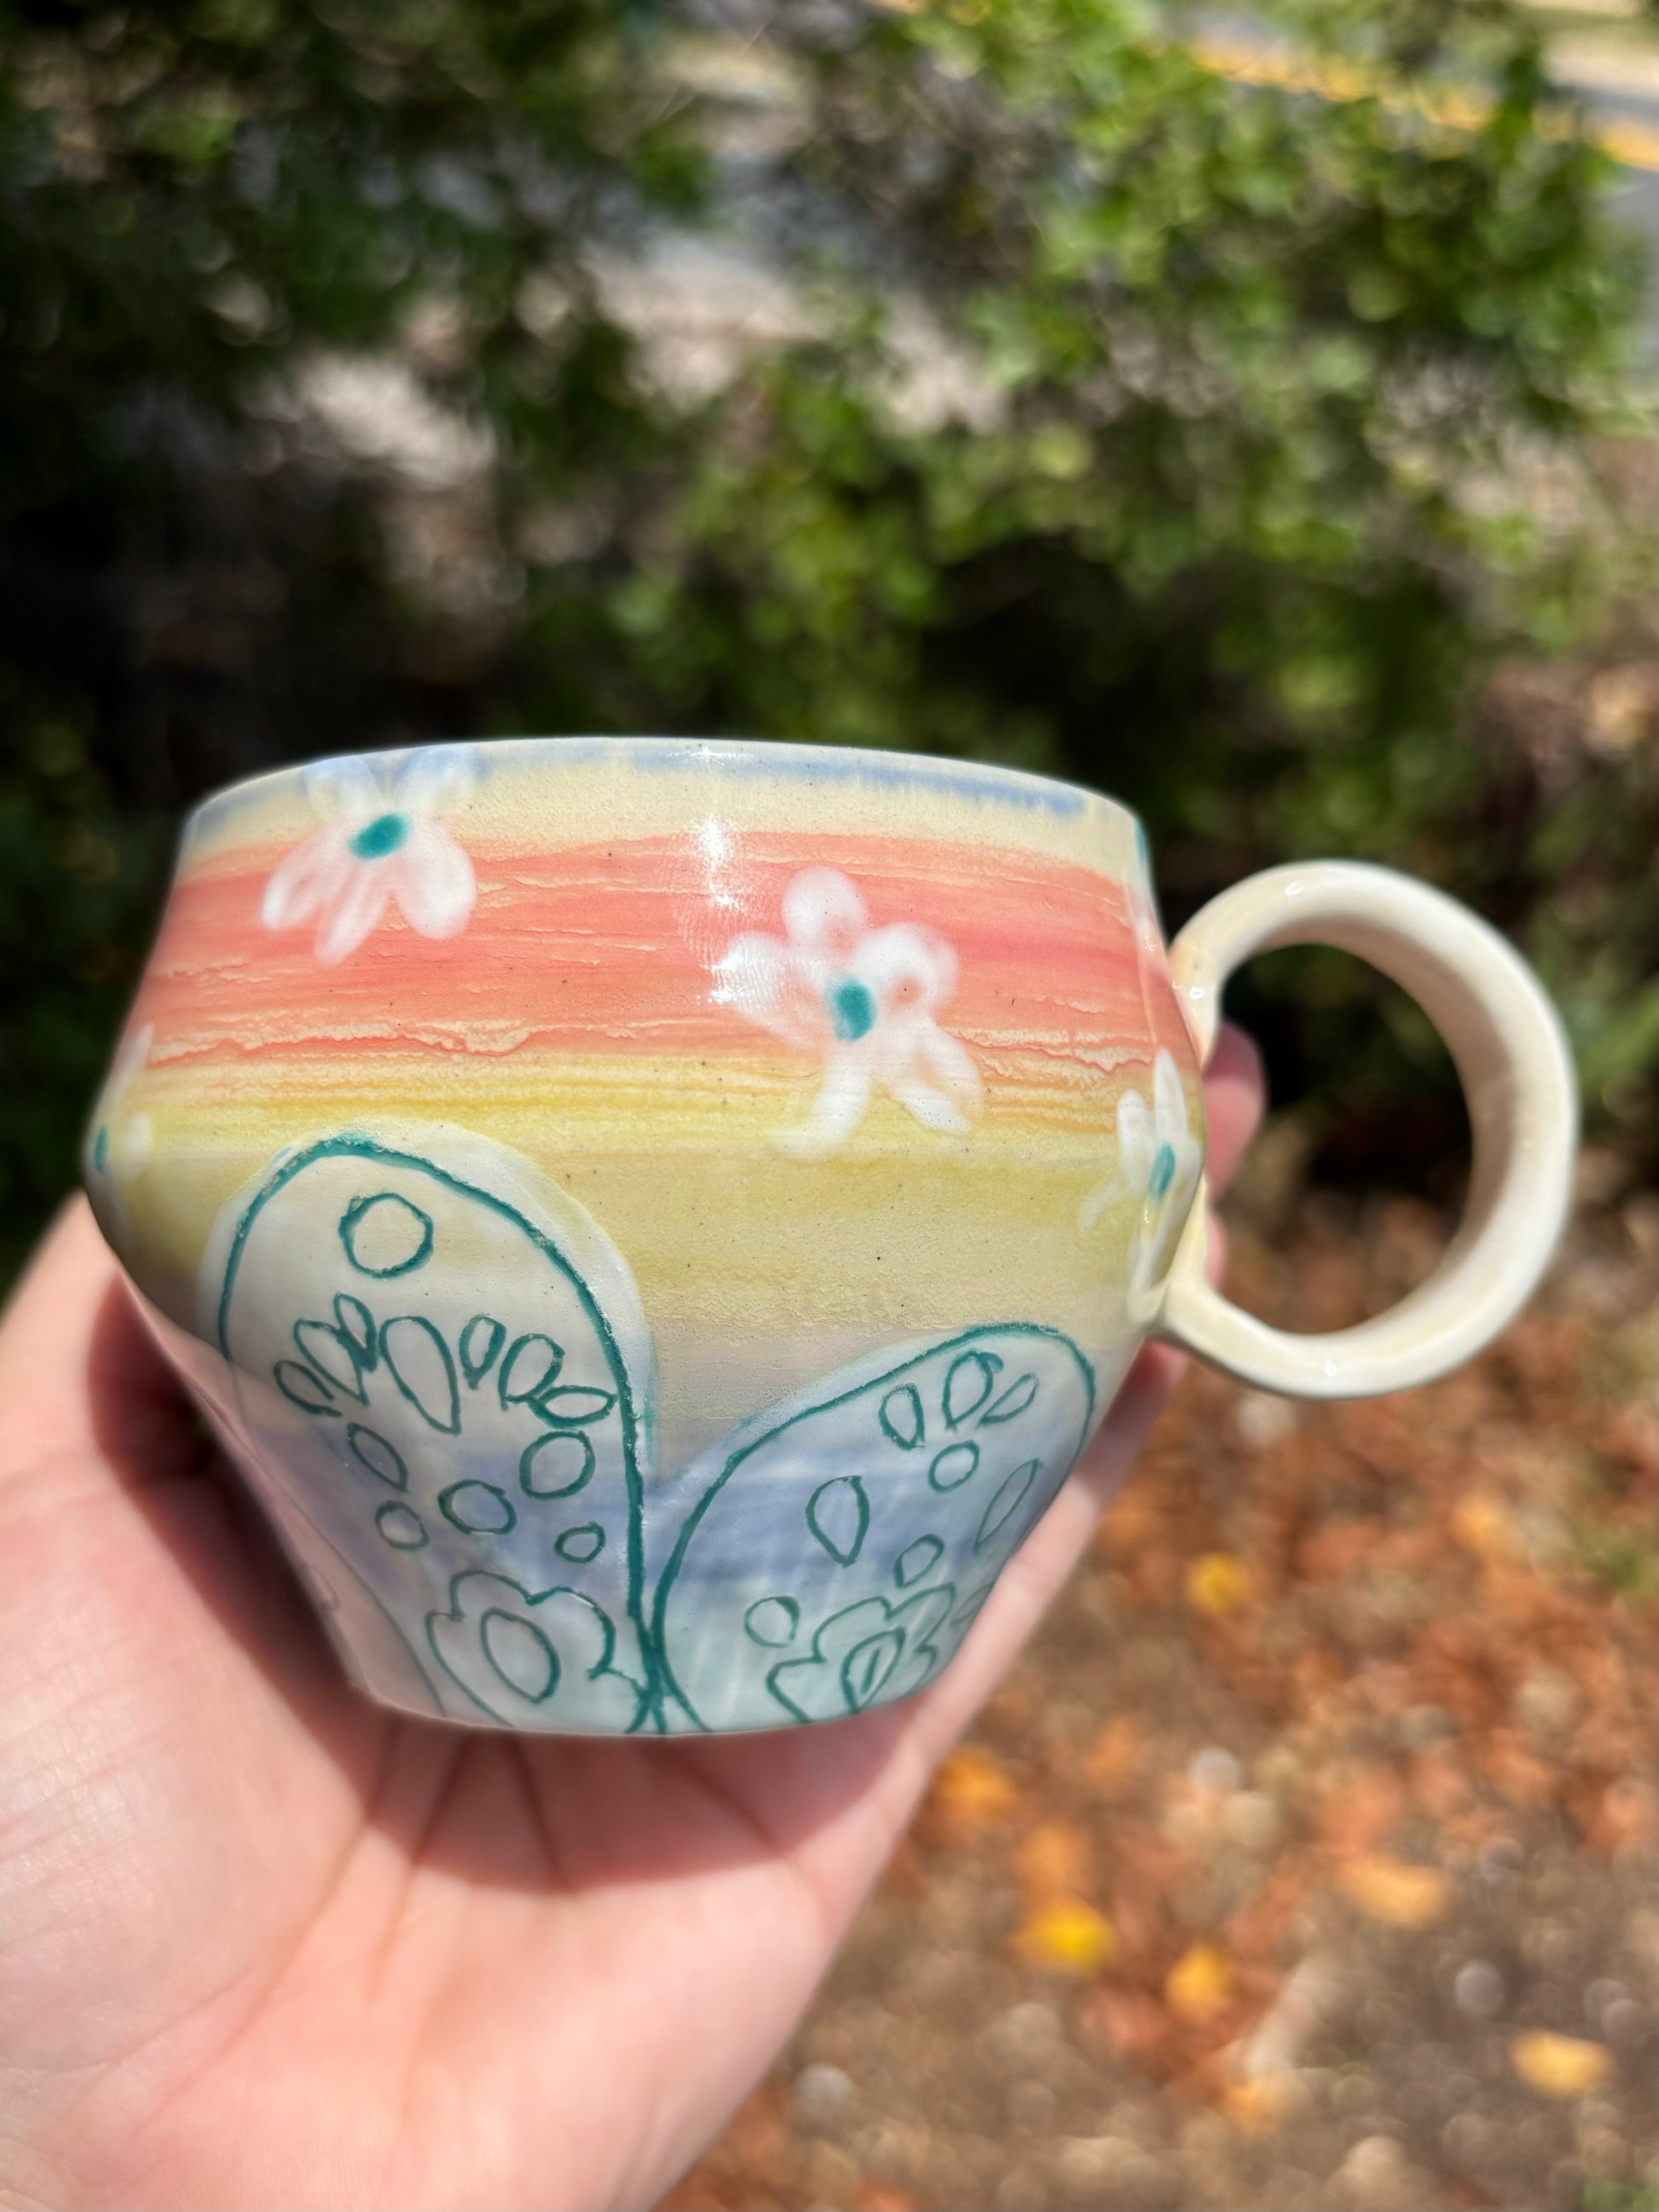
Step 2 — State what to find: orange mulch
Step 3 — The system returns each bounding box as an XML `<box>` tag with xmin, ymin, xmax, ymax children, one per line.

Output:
<box><xmin>664</xmin><ymin>1190</ymin><xmax>1657</xmax><ymax>2212</ymax></box>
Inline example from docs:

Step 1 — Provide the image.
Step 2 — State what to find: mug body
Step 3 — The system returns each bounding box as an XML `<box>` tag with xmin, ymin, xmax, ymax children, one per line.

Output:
<box><xmin>84</xmin><ymin>737</ymin><xmax>1204</xmax><ymax>1734</ymax></box>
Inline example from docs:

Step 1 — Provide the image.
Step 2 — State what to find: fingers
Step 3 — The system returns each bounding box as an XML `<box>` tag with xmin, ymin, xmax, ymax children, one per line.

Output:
<box><xmin>1200</xmin><ymin>1019</ymin><xmax>1265</xmax><ymax>1198</ymax></box>
<box><xmin>0</xmin><ymin>1201</ymin><xmax>194</xmax><ymax>1504</ymax></box>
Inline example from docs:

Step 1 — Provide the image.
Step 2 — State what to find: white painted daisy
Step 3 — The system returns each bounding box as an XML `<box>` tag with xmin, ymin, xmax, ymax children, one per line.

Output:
<box><xmin>85</xmin><ymin>1022</ymin><xmax>154</xmax><ymax>1237</ymax></box>
<box><xmin>715</xmin><ymin>867</ymin><xmax>983</xmax><ymax>1157</ymax></box>
<box><xmin>1079</xmin><ymin>1047</ymin><xmax>1202</xmax><ymax>1320</ymax></box>
<box><xmin>261</xmin><ymin>745</ymin><xmax>477</xmax><ymax>966</ymax></box>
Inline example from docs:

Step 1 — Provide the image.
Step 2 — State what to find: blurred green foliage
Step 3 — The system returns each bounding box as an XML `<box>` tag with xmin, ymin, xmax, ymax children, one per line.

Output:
<box><xmin>0</xmin><ymin>0</ymin><xmax>1652</xmax><ymax>1284</ymax></box>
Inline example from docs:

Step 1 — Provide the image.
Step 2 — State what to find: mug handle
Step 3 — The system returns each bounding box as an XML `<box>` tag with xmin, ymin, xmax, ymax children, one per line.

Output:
<box><xmin>1155</xmin><ymin>861</ymin><xmax>1578</xmax><ymax>1399</ymax></box>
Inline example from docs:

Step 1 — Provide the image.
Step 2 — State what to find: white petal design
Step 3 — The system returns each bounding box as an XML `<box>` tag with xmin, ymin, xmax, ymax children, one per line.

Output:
<box><xmin>394</xmin><ymin>743</ymin><xmax>476</xmax><ymax>819</ymax></box>
<box><xmin>714</xmin><ymin>935</ymin><xmax>829</xmax><ymax>1051</ymax></box>
<box><xmin>718</xmin><ymin>866</ymin><xmax>980</xmax><ymax>1155</ymax></box>
<box><xmin>884</xmin><ymin>1073</ymin><xmax>970</xmax><ymax>1135</ymax></box>
<box><xmin>911</xmin><ymin>1018</ymin><xmax>984</xmax><ymax>1117</ymax></box>
<box><xmin>1153</xmin><ymin>1047</ymin><xmax>1189</xmax><ymax>1148</ymax></box>
<box><xmin>777</xmin><ymin>1049</ymin><xmax>873</xmax><ymax>1159</ymax></box>
<box><xmin>263</xmin><ymin>746</ymin><xmax>479</xmax><ymax>964</ymax></box>
<box><xmin>113</xmin><ymin>1111</ymin><xmax>154</xmax><ymax>1179</ymax></box>
<box><xmin>1078</xmin><ymin>1082</ymin><xmax>1154</xmax><ymax>1231</ymax></box>
<box><xmin>314</xmin><ymin>862</ymin><xmax>394</xmax><ymax>965</ymax></box>
<box><xmin>781</xmin><ymin>867</ymin><xmax>869</xmax><ymax>961</ymax></box>
<box><xmin>852</xmin><ymin>921</ymin><xmax>955</xmax><ymax>1016</ymax></box>
<box><xmin>262</xmin><ymin>825</ymin><xmax>356</xmax><ymax>931</ymax></box>
<box><xmin>303</xmin><ymin>755</ymin><xmax>384</xmax><ymax>823</ymax></box>
<box><xmin>393</xmin><ymin>822</ymin><xmax>476</xmax><ymax>939</ymax></box>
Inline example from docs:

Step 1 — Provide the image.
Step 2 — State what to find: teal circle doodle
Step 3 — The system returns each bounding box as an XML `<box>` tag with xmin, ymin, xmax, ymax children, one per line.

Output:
<box><xmin>928</xmin><ymin>1441</ymin><xmax>980</xmax><ymax>1491</ymax></box>
<box><xmin>338</xmin><ymin>1191</ymin><xmax>435</xmax><ymax>1278</ymax></box>
<box><xmin>744</xmin><ymin>1596</ymin><xmax>801</xmax><ymax>1647</ymax></box>
<box><xmin>376</xmin><ymin>1503</ymin><xmax>427</xmax><ymax>1549</ymax></box>
<box><xmin>439</xmin><ymin>1480</ymin><xmax>517</xmax><ymax>1535</ymax></box>
<box><xmin>554</xmin><ymin>1523</ymin><xmax>605</xmax><ymax>1564</ymax></box>
<box><xmin>519</xmin><ymin>1429</ymin><xmax>595</xmax><ymax>1498</ymax></box>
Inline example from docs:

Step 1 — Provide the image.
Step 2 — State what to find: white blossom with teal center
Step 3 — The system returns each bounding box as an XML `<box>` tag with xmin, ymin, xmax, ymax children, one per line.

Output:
<box><xmin>714</xmin><ymin>866</ymin><xmax>982</xmax><ymax>1157</ymax></box>
<box><xmin>84</xmin><ymin>1021</ymin><xmax>154</xmax><ymax>1236</ymax></box>
<box><xmin>261</xmin><ymin>745</ymin><xmax>477</xmax><ymax>966</ymax></box>
<box><xmin>1079</xmin><ymin>1048</ymin><xmax>1202</xmax><ymax>1322</ymax></box>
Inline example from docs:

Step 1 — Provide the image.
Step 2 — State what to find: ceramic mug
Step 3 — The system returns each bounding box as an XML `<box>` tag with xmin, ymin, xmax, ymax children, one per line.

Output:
<box><xmin>83</xmin><ymin>738</ymin><xmax>1575</xmax><ymax>1735</ymax></box>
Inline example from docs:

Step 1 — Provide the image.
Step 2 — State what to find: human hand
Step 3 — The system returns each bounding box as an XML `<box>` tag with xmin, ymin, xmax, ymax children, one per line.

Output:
<box><xmin>0</xmin><ymin>1028</ymin><xmax>1262</xmax><ymax>2212</ymax></box>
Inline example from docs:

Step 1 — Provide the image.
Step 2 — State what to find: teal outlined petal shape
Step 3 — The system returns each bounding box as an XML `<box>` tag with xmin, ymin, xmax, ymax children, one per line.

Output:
<box><xmin>427</xmin><ymin>1570</ymin><xmax>644</xmax><ymax>1730</ymax></box>
<box><xmin>657</xmin><ymin>1325</ymin><xmax>1095</xmax><ymax>1733</ymax></box>
<box><xmin>806</xmin><ymin>1475</ymin><xmax>870</xmax><ymax>1566</ymax></box>
<box><xmin>208</xmin><ymin>1121</ymin><xmax>656</xmax><ymax>1731</ymax></box>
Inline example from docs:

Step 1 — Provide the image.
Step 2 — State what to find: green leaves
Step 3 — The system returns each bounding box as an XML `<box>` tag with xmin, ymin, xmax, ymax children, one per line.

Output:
<box><xmin>0</xmin><ymin>0</ymin><xmax>1651</xmax><ymax>1286</ymax></box>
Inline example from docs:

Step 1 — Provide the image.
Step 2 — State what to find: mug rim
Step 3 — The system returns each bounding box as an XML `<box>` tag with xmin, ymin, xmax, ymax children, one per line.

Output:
<box><xmin>182</xmin><ymin>733</ymin><xmax>1142</xmax><ymax>841</ymax></box>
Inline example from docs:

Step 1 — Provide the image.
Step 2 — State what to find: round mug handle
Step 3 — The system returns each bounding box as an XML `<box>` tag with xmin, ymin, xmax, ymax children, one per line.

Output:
<box><xmin>1156</xmin><ymin>861</ymin><xmax>1578</xmax><ymax>1399</ymax></box>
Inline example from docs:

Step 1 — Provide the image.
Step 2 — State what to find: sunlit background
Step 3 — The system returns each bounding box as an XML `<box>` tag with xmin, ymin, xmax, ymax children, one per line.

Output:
<box><xmin>1</xmin><ymin>2</ymin><xmax>1653</xmax><ymax>2205</ymax></box>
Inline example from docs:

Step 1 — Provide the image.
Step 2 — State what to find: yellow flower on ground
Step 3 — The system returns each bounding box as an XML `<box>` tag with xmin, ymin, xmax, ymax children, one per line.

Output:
<box><xmin>1510</xmin><ymin>2030</ymin><xmax>1613</xmax><ymax>2099</ymax></box>
<box><xmin>1165</xmin><ymin>1943</ymin><xmax>1234</xmax><ymax>2022</ymax></box>
<box><xmin>1015</xmin><ymin>1899</ymin><xmax>1117</xmax><ymax>1977</ymax></box>
<box><xmin>1338</xmin><ymin>1855</ymin><xmax>1452</xmax><ymax>1930</ymax></box>
<box><xmin>1187</xmin><ymin>1553</ymin><xmax>1251</xmax><ymax>1616</ymax></box>
<box><xmin>928</xmin><ymin>1746</ymin><xmax>1020</xmax><ymax>1835</ymax></box>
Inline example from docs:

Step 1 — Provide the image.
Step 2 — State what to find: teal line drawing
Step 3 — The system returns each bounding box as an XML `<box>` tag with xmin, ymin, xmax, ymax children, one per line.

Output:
<box><xmin>427</xmin><ymin>1570</ymin><xmax>643</xmax><ymax>1729</ymax></box>
<box><xmin>744</xmin><ymin>1596</ymin><xmax>801</xmax><ymax>1647</ymax></box>
<box><xmin>943</xmin><ymin>1351</ymin><xmax>998</xmax><ymax>1427</ymax></box>
<box><xmin>880</xmin><ymin>1385</ymin><xmax>924</xmax><ymax>1450</ymax></box>
<box><xmin>338</xmin><ymin>1190</ymin><xmax>434</xmax><ymax>1277</ymax></box>
<box><xmin>767</xmin><ymin>1585</ymin><xmax>956</xmax><ymax>1723</ymax></box>
<box><xmin>806</xmin><ymin>1475</ymin><xmax>870</xmax><ymax>1566</ymax></box>
<box><xmin>520</xmin><ymin>1430</ymin><xmax>595</xmax><ymax>1498</ymax></box>
<box><xmin>217</xmin><ymin>1132</ymin><xmax>1097</xmax><ymax>1736</ymax></box>
<box><xmin>215</xmin><ymin>1132</ymin><xmax>656</xmax><ymax>1731</ymax></box>
<box><xmin>976</xmin><ymin>1460</ymin><xmax>1040</xmax><ymax>1550</ymax></box>
<box><xmin>295</xmin><ymin>1317</ymin><xmax>368</xmax><ymax>1402</ymax></box>
<box><xmin>460</xmin><ymin>1314</ymin><xmax>506</xmax><ymax>1387</ymax></box>
<box><xmin>377</xmin><ymin>1503</ymin><xmax>428</xmax><ymax>1550</ymax></box>
<box><xmin>928</xmin><ymin>1441</ymin><xmax>979</xmax><ymax>1491</ymax></box>
<box><xmin>655</xmin><ymin>1323</ymin><xmax>1095</xmax><ymax>1734</ymax></box>
<box><xmin>346</xmin><ymin>1423</ymin><xmax>407</xmax><ymax>1488</ymax></box>
<box><xmin>500</xmin><ymin>1331</ymin><xmax>564</xmax><ymax>1406</ymax></box>
<box><xmin>893</xmin><ymin>1535</ymin><xmax>944</xmax><ymax>1588</ymax></box>
<box><xmin>981</xmin><ymin>1374</ymin><xmax>1038</xmax><ymax>1424</ymax></box>
<box><xmin>380</xmin><ymin>1315</ymin><xmax>461</xmax><ymax>1434</ymax></box>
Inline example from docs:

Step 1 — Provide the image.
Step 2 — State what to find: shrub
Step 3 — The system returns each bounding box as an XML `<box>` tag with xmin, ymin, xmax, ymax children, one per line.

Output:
<box><xmin>0</xmin><ymin>0</ymin><xmax>1650</xmax><ymax>1282</ymax></box>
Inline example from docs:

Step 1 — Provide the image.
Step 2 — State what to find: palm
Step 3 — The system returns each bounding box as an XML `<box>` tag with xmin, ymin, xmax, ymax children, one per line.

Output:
<box><xmin>0</xmin><ymin>1039</ymin><xmax>1258</xmax><ymax>2212</ymax></box>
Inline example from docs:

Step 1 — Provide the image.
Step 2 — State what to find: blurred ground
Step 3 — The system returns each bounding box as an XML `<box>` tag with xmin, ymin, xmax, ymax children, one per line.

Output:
<box><xmin>662</xmin><ymin>1177</ymin><xmax>1657</xmax><ymax>2212</ymax></box>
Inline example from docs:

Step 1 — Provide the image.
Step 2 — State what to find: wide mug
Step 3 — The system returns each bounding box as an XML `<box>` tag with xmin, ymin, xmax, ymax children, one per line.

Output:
<box><xmin>83</xmin><ymin>737</ymin><xmax>1575</xmax><ymax>1735</ymax></box>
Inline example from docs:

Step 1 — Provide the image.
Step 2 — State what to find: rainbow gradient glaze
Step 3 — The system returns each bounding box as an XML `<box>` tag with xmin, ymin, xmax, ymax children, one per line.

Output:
<box><xmin>84</xmin><ymin>738</ymin><xmax>1207</xmax><ymax>1732</ymax></box>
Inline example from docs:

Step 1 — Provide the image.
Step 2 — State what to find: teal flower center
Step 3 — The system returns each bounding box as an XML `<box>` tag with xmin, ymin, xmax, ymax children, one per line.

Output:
<box><xmin>350</xmin><ymin>811</ymin><xmax>409</xmax><ymax>860</ymax></box>
<box><xmin>1147</xmin><ymin>1140</ymin><xmax>1177</xmax><ymax>1203</ymax></box>
<box><xmin>827</xmin><ymin>976</ymin><xmax>876</xmax><ymax>1043</ymax></box>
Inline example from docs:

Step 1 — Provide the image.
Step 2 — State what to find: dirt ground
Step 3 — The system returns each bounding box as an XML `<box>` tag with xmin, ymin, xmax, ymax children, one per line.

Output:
<box><xmin>662</xmin><ymin>1173</ymin><xmax>1658</xmax><ymax>2212</ymax></box>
